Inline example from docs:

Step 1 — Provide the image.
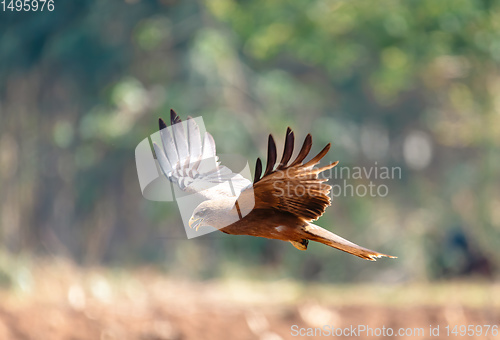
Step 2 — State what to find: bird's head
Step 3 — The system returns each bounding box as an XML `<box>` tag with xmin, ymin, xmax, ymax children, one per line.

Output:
<box><xmin>188</xmin><ymin>198</ymin><xmax>241</xmax><ymax>231</ymax></box>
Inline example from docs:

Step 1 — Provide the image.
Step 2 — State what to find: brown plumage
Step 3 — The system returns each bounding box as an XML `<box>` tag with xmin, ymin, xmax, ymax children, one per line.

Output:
<box><xmin>221</xmin><ymin>128</ymin><xmax>396</xmax><ymax>261</ymax></box>
<box><xmin>157</xmin><ymin>110</ymin><xmax>396</xmax><ymax>261</ymax></box>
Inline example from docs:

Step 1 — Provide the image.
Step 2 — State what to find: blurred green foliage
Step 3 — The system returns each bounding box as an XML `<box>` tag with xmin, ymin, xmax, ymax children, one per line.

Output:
<box><xmin>0</xmin><ymin>0</ymin><xmax>499</xmax><ymax>283</ymax></box>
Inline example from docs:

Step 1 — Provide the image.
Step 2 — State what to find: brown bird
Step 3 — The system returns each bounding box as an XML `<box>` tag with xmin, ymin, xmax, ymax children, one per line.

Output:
<box><xmin>153</xmin><ymin>110</ymin><xmax>396</xmax><ymax>261</ymax></box>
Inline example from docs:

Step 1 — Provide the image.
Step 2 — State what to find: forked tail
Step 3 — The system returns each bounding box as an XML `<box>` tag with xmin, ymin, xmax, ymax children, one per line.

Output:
<box><xmin>304</xmin><ymin>223</ymin><xmax>397</xmax><ymax>261</ymax></box>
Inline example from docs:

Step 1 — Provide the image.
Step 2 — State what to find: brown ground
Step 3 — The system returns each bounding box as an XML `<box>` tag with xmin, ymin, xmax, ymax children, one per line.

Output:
<box><xmin>0</xmin><ymin>261</ymin><xmax>499</xmax><ymax>339</ymax></box>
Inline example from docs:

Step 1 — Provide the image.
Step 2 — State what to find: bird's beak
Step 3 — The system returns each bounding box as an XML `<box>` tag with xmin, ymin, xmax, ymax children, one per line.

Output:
<box><xmin>188</xmin><ymin>216</ymin><xmax>203</xmax><ymax>231</ymax></box>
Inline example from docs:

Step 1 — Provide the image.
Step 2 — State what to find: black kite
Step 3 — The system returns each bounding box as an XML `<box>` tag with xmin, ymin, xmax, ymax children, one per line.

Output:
<box><xmin>153</xmin><ymin>110</ymin><xmax>396</xmax><ymax>261</ymax></box>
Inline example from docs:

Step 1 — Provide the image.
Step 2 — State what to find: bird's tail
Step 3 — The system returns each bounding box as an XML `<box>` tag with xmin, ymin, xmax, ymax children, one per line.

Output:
<box><xmin>303</xmin><ymin>223</ymin><xmax>397</xmax><ymax>261</ymax></box>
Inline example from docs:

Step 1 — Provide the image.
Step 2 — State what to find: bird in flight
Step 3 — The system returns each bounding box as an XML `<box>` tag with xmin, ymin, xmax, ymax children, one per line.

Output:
<box><xmin>153</xmin><ymin>110</ymin><xmax>396</xmax><ymax>261</ymax></box>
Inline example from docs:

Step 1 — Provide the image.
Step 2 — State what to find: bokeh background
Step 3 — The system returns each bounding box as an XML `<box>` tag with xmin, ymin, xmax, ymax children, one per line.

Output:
<box><xmin>1</xmin><ymin>0</ymin><xmax>500</xmax><ymax>339</ymax></box>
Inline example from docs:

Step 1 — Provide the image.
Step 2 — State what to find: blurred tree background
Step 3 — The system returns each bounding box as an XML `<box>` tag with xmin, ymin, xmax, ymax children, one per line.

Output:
<box><xmin>1</xmin><ymin>0</ymin><xmax>500</xmax><ymax>285</ymax></box>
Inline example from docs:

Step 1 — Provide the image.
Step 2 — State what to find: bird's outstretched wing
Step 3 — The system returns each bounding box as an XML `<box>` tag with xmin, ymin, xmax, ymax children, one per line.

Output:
<box><xmin>241</xmin><ymin>128</ymin><xmax>396</xmax><ymax>261</ymax></box>
<box><xmin>153</xmin><ymin>110</ymin><xmax>251</xmax><ymax>200</ymax></box>
<box><xmin>250</xmin><ymin>128</ymin><xmax>338</xmax><ymax>222</ymax></box>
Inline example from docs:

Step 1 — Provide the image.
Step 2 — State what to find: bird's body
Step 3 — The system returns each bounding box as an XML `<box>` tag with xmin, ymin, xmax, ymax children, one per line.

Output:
<box><xmin>221</xmin><ymin>208</ymin><xmax>304</xmax><ymax>240</ymax></box>
<box><xmin>220</xmin><ymin>211</ymin><xmax>390</xmax><ymax>260</ymax></box>
<box><xmin>153</xmin><ymin>110</ymin><xmax>396</xmax><ymax>261</ymax></box>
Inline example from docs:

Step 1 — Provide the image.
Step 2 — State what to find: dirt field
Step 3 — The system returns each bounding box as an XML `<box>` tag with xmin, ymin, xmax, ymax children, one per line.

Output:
<box><xmin>0</xmin><ymin>262</ymin><xmax>498</xmax><ymax>339</ymax></box>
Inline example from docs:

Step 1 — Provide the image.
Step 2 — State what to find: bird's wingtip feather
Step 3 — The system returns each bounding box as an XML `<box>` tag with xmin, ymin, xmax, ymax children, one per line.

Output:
<box><xmin>159</xmin><ymin>118</ymin><xmax>167</xmax><ymax>130</ymax></box>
